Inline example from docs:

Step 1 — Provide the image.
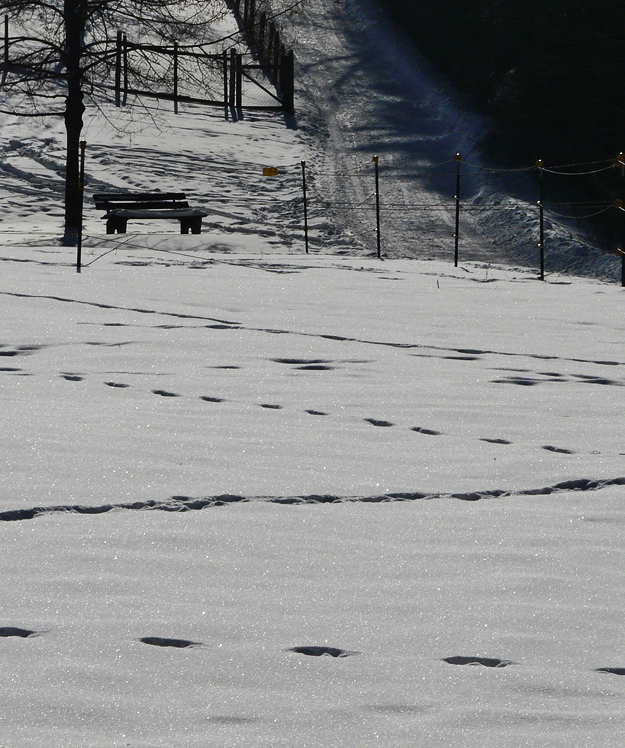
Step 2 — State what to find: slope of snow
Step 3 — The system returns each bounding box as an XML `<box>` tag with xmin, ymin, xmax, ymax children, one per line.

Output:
<box><xmin>1</xmin><ymin>244</ymin><xmax>624</xmax><ymax>747</ymax></box>
<box><xmin>2</xmin><ymin>495</ymin><xmax>625</xmax><ymax>748</ymax></box>
<box><xmin>0</xmin><ymin>1</ymin><xmax>624</xmax><ymax>746</ymax></box>
<box><xmin>1</xmin><ymin>252</ymin><xmax>624</xmax><ymax>509</ymax></box>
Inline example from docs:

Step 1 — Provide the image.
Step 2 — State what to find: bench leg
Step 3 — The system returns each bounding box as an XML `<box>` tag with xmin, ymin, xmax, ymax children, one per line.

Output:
<box><xmin>180</xmin><ymin>218</ymin><xmax>202</xmax><ymax>235</ymax></box>
<box><xmin>106</xmin><ymin>217</ymin><xmax>127</xmax><ymax>234</ymax></box>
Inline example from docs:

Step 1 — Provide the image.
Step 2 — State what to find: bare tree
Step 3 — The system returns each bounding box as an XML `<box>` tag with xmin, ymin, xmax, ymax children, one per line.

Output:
<box><xmin>0</xmin><ymin>0</ymin><xmax>224</xmax><ymax>241</ymax></box>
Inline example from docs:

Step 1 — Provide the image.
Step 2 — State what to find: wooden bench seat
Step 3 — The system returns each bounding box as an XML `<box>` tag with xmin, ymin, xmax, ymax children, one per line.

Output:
<box><xmin>93</xmin><ymin>192</ymin><xmax>208</xmax><ymax>234</ymax></box>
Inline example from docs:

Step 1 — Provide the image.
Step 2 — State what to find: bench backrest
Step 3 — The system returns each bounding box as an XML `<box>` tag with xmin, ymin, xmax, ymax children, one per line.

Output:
<box><xmin>93</xmin><ymin>192</ymin><xmax>189</xmax><ymax>211</ymax></box>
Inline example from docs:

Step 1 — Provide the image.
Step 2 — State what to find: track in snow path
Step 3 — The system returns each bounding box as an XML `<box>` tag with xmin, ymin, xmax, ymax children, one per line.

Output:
<box><xmin>2</xmin><ymin>476</ymin><xmax>624</xmax><ymax>522</ymax></box>
<box><xmin>290</xmin><ymin>0</ymin><xmax>495</xmax><ymax>261</ymax></box>
<box><xmin>286</xmin><ymin>0</ymin><xmax>615</xmax><ymax>275</ymax></box>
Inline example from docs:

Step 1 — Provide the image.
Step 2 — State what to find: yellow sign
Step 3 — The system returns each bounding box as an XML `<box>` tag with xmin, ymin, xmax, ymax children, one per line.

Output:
<box><xmin>263</xmin><ymin>167</ymin><xmax>279</xmax><ymax>176</ymax></box>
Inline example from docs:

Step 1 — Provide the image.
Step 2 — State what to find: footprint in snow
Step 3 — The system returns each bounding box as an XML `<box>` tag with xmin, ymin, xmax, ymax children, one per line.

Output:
<box><xmin>288</xmin><ymin>646</ymin><xmax>359</xmax><ymax>658</ymax></box>
<box><xmin>543</xmin><ymin>445</ymin><xmax>575</xmax><ymax>454</ymax></box>
<box><xmin>140</xmin><ymin>636</ymin><xmax>202</xmax><ymax>648</ymax></box>
<box><xmin>443</xmin><ymin>656</ymin><xmax>514</xmax><ymax>668</ymax></box>
<box><xmin>0</xmin><ymin>627</ymin><xmax>38</xmax><ymax>638</ymax></box>
<box><xmin>364</xmin><ymin>418</ymin><xmax>394</xmax><ymax>428</ymax></box>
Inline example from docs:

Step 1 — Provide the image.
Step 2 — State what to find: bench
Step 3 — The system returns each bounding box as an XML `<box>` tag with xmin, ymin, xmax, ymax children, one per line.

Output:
<box><xmin>93</xmin><ymin>192</ymin><xmax>208</xmax><ymax>234</ymax></box>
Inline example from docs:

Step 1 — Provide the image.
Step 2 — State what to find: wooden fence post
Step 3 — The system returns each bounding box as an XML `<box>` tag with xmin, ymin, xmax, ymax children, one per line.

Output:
<box><xmin>268</xmin><ymin>25</ymin><xmax>275</xmax><ymax>79</ymax></box>
<box><xmin>236</xmin><ymin>52</ymin><xmax>242</xmax><ymax>110</ymax></box>
<box><xmin>249</xmin><ymin>0</ymin><xmax>256</xmax><ymax>43</ymax></box>
<box><xmin>259</xmin><ymin>12</ymin><xmax>266</xmax><ymax>59</ymax></box>
<box><xmin>173</xmin><ymin>41</ymin><xmax>179</xmax><ymax>113</ymax></box>
<box><xmin>229</xmin><ymin>48</ymin><xmax>236</xmax><ymax>108</ymax></box>
<box><xmin>114</xmin><ymin>31</ymin><xmax>122</xmax><ymax>106</ymax></box>
<box><xmin>273</xmin><ymin>37</ymin><xmax>282</xmax><ymax>84</ymax></box>
<box><xmin>223</xmin><ymin>49</ymin><xmax>228</xmax><ymax>109</ymax></box>
<box><xmin>4</xmin><ymin>15</ymin><xmax>8</xmax><ymax>67</ymax></box>
<box><xmin>280</xmin><ymin>50</ymin><xmax>294</xmax><ymax>114</ymax></box>
<box><xmin>122</xmin><ymin>33</ymin><xmax>128</xmax><ymax>104</ymax></box>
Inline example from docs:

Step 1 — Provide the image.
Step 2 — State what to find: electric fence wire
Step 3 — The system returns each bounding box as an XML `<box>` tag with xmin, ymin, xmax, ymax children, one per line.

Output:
<box><xmin>461</xmin><ymin>161</ymin><xmax>536</xmax><ymax>173</ymax></box>
<box><xmin>300</xmin><ymin>155</ymin><xmax>621</xmax><ymax>178</ymax></box>
<box><xmin>542</xmin><ymin>164</ymin><xmax>616</xmax><ymax>176</ymax></box>
<box><xmin>543</xmin><ymin>205</ymin><xmax>614</xmax><ymax>220</ymax></box>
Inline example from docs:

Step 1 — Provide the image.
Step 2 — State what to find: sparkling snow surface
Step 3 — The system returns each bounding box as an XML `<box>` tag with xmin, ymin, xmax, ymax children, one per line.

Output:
<box><xmin>1</xmin><ymin>0</ymin><xmax>625</xmax><ymax>746</ymax></box>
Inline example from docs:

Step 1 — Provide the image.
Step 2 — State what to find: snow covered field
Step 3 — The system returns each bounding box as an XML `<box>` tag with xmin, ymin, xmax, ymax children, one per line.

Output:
<box><xmin>1</xmin><ymin>0</ymin><xmax>625</xmax><ymax>745</ymax></box>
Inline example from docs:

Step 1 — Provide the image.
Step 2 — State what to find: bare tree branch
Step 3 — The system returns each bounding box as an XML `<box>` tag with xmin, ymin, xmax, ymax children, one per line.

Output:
<box><xmin>0</xmin><ymin>0</ymin><xmax>226</xmax><ymax>238</ymax></box>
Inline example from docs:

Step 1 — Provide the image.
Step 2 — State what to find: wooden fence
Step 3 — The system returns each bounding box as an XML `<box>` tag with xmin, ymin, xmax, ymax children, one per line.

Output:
<box><xmin>114</xmin><ymin>32</ymin><xmax>294</xmax><ymax>113</ymax></box>
<box><xmin>227</xmin><ymin>0</ymin><xmax>295</xmax><ymax>113</ymax></box>
<box><xmin>1</xmin><ymin>15</ymin><xmax>294</xmax><ymax>114</ymax></box>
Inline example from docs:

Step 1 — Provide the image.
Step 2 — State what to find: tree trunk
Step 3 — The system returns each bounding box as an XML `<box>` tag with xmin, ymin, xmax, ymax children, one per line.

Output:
<box><xmin>63</xmin><ymin>0</ymin><xmax>85</xmax><ymax>244</ymax></box>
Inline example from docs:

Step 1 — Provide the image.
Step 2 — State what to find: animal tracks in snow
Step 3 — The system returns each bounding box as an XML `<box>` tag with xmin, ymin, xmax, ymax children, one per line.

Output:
<box><xmin>50</xmin><ymin>366</ymin><xmax>596</xmax><ymax>458</ymax></box>
<box><xmin>3</xmin><ymin>311</ymin><xmax>622</xmax><ymax>463</ymax></box>
<box><xmin>2</xmin><ymin>629</ymin><xmax>624</xmax><ymax>681</ymax></box>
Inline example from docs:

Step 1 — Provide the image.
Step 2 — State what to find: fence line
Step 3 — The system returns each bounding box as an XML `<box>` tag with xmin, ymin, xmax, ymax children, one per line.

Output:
<box><xmin>114</xmin><ymin>31</ymin><xmax>293</xmax><ymax>113</ymax></box>
<box><xmin>226</xmin><ymin>0</ymin><xmax>295</xmax><ymax>113</ymax></box>
<box><xmin>1</xmin><ymin>14</ymin><xmax>295</xmax><ymax>114</ymax></box>
<box><xmin>257</xmin><ymin>153</ymin><xmax>625</xmax><ymax>282</ymax></box>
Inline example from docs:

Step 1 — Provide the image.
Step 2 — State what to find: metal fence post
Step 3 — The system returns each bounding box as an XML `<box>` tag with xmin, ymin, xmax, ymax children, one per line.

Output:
<box><xmin>76</xmin><ymin>140</ymin><xmax>86</xmax><ymax>273</ymax></box>
<box><xmin>373</xmin><ymin>155</ymin><xmax>381</xmax><ymax>258</ymax></box>
<box><xmin>454</xmin><ymin>152</ymin><xmax>461</xmax><ymax>267</ymax></box>
<box><xmin>537</xmin><ymin>159</ymin><xmax>545</xmax><ymax>280</ymax></box>
<box><xmin>301</xmin><ymin>160</ymin><xmax>309</xmax><ymax>254</ymax></box>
